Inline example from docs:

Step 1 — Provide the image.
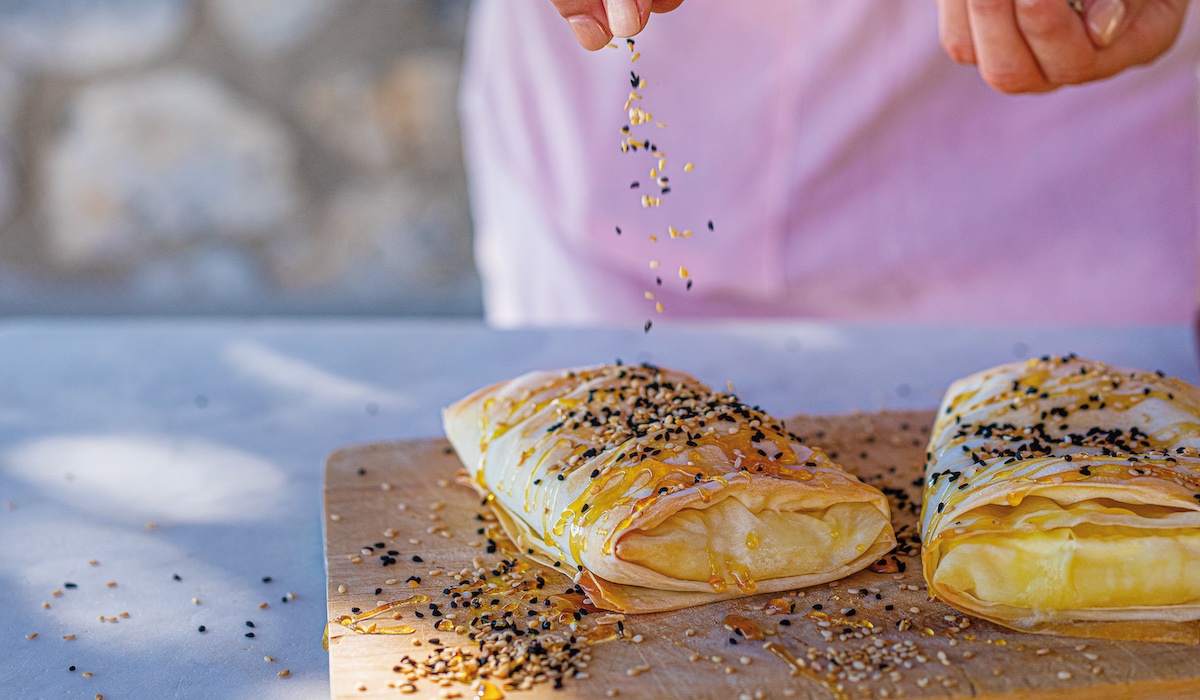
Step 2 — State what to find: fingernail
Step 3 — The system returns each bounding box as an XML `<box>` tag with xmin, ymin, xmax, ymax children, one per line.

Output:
<box><xmin>1087</xmin><ymin>0</ymin><xmax>1127</xmax><ymax>47</ymax></box>
<box><xmin>605</xmin><ymin>0</ymin><xmax>642</xmax><ymax>38</ymax></box>
<box><xmin>568</xmin><ymin>15</ymin><xmax>609</xmax><ymax>49</ymax></box>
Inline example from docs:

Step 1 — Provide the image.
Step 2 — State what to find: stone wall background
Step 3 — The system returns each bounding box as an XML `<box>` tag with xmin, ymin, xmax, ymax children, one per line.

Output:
<box><xmin>0</xmin><ymin>0</ymin><xmax>482</xmax><ymax>316</ymax></box>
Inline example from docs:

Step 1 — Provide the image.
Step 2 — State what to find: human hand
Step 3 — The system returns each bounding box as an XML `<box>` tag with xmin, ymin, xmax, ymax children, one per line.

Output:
<box><xmin>551</xmin><ymin>0</ymin><xmax>686</xmax><ymax>51</ymax></box>
<box><xmin>937</xmin><ymin>0</ymin><xmax>1189</xmax><ymax>92</ymax></box>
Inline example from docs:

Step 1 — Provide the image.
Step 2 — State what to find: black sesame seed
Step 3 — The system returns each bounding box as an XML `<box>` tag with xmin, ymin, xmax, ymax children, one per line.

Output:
<box><xmin>245</xmin><ymin>632</ymin><xmax>255</xmax><ymax>638</ymax></box>
<box><xmin>198</xmin><ymin>626</ymin><xmax>206</xmax><ymax>632</ymax></box>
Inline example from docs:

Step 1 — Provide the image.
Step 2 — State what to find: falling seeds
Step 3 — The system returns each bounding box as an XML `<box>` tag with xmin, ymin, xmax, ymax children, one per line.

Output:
<box><xmin>613</xmin><ymin>44</ymin><xmax>711</xmax><ymax>331</ymax></box>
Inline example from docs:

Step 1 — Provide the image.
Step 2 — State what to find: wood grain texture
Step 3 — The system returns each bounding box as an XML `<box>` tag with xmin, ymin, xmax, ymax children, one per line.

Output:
<box><xmin>324</xmin><ymin>410</ymin><xmax>1200</xmax><ymax>700</ymax></box>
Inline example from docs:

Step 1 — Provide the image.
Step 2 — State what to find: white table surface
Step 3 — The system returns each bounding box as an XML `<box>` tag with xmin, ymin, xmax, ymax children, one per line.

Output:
<box><xmin>1</xmin><ymin>319</ymin><xmax>1197</xmax><ymax>699</ymax></box>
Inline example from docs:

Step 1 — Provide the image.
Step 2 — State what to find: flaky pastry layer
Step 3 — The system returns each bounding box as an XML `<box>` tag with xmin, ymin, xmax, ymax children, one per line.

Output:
<box><xmin>921</xmin><ymin>356</ymin><xmax>1200</xmax><ymax>642</ymax></box>
<box><xmin>445</xmin><ymin>363</ymin><xmax>895</xmax><ymax>613</ymax></box>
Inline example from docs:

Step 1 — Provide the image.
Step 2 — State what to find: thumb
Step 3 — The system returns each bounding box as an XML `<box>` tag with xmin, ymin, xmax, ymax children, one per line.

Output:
<box><xmin>605</xmin><ymin>0</ymin><xmax>651</xmax><ymax>38</ymax></box>
<box><xmin>1083</xmin><ymin>0</ymin><xmax>1137</xmax><ymax>47</ymax></box>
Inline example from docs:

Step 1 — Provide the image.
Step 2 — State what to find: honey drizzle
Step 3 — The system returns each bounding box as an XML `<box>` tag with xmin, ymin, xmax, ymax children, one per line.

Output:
<box><xmin>332</xmin><ymin>594</ymin><xmax>430</xmax><ymax>635</ymax></box>
<box><xmin>469</xmin><ymin>364</ymin><xmax>858</xmax><ymax>590</ymax></box>
<box><xmin>722</xmin><ymin>614</ymin><xmax>765</xmax><ymax>641</ymax></box>
<box><xmin>924</xmin><ymin>357</ymin><xmax>1200</xmax><ymax>533</ymax></box>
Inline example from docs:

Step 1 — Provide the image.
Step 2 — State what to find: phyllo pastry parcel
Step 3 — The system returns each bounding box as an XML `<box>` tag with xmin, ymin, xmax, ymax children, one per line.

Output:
<box><xmin>921</xmin><ymin>355</ymin><xmax>1200</xmax><ymax>642</ymax></box>
<box><xmin>444</xmin><ymin>363</ymin><xmax>895</xmax><ymax>613</ymax></box>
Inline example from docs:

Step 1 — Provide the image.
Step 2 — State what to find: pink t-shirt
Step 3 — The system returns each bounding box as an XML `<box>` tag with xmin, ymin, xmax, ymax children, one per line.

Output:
<box><xmin>461</xmin><ymin>1</ymin><xmax>1200</xmax><ymax>326</ymax></box>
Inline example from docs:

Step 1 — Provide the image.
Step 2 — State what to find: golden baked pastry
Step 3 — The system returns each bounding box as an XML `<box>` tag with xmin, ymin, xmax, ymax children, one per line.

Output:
<box><xmin>444</xmin><ymin>363</ymin><xmax>896</xmax><ymax>613</ymax></box>
<box><xmin>921</xmin><ymin>355</ymin><xmax>1200</xmax><ymax>642</ymax></box>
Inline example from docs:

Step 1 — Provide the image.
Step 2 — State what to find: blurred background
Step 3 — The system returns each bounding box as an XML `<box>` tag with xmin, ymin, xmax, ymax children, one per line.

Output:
<box><xmin>0</xmin><ymin>0</ymin><xmax>482</xmax><ymax>316</ymax></box>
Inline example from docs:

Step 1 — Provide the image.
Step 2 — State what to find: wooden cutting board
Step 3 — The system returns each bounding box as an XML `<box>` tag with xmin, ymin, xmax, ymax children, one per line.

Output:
<box><xmin>323</xmin><ymin>410</ymin><xmax>1200</xmax><ymax>700</ymax></box>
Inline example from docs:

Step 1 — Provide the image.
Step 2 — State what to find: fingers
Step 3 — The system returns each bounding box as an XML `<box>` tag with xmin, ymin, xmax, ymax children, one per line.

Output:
<box><xmin>552</xmin><ymin>1</ymin><xmax>613</xmax><ymax>50</ymax></box>
<box><xmin>553</xmin><ymin>0</ymin><xmax>670</xmax><ymax>50</ymax></box>
<box><xmin>1084</xmin><ymin>0</ymin><xmax>1129</xmax><ymax>46</ymax></box>
<box><xmin>1091</xmin><ymin>0</ymin><xmax>1188</xmax><ymax>74</ymax></box>
<box><xmin>968</xmin><ymin>0</ymin><xmax>1055</xmax><ymax>92</ymax></box>
<box><xmin>1014</xmin><ymin>0</ymin><xmax>1098</xmax><ymax>85</ymax></box>
<box><xmin>568</xmin><ymin>14</ymin><xmax>613</xmax><ymax>50</ymax></box>
<box><xmin>650</xmin><ymin>0</ymin><xmax>686</xmax><ymax>12</ymax></box>
<box><xmin>604</xmin><ymin>0</ymin><xmax>650</xmax><ymax>38</ymax></box>
<box><xmin>938</xmin><ymin>0</ymin><xmax>977</xmax><ymax>64</ymax></box>
<box><xmin>937</xmin><ymin>0</ymin><xmax>1184</xmax><ymax>93</ymax></box>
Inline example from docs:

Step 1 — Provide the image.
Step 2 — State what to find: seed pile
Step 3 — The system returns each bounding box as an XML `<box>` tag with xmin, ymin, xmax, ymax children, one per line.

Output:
<box><xmin>332</xmin><ymin>506</ymin><xmax>631</xmax><ymax>694</ymax></box>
